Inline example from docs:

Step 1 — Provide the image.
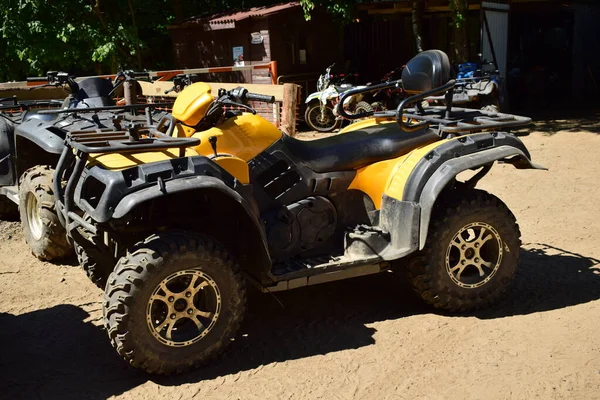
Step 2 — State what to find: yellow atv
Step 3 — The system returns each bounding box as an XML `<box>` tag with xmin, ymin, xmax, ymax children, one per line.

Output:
<box><xmin>54</xmin><ymin>50</ymin><xmax>544</xmax><ymax>374</ymax></box>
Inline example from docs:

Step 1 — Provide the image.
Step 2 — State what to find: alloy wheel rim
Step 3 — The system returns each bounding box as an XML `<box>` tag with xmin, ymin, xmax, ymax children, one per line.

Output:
<box><xmin>25</xmin><ymin>192</ymin><xmax>43</xmax><ymax>240</ymax></box>
<box><xmin>146</xmin><ymin>269</ymin><xmax>221</xmax><ymax>347</ymax></box>
<box><xmin>445</xmin><ymin>222</ymin><xmax>503</xmax><ymax>289</ymax></box>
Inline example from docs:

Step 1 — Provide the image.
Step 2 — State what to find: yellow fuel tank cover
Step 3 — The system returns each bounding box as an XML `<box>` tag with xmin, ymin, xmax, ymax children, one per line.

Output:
<box><xmin>172</xmin><ymin>82</ymin><xmax>213</xmax><ymax>126</ymax></box>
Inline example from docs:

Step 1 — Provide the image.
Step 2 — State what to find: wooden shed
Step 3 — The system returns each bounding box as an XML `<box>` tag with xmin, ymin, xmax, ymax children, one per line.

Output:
<box><xmin>168</xmin><ymin>2</ymin><xmax>345</xmax><ymax>84</ymax></box>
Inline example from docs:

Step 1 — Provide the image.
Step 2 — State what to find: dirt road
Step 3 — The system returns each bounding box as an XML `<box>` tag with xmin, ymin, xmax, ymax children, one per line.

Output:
<box><xmin>1</xmin><ymin>125</ymin><xmax>599</xmax><ymax>399</ymax></box>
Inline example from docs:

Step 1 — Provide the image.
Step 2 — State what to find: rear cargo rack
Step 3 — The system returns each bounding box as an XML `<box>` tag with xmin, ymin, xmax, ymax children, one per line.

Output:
<box><xmin>375</xmin><ymin>105</ymin><xmax>531</xmax><ymax>134</ymax></box>
<box><xmin>338</xmin><ymin>79</ymin><xmax>531</xmax><ymax>135</ymax></box>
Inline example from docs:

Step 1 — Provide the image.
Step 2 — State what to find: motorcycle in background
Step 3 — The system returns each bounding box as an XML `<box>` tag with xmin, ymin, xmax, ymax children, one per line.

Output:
<box><xmin>304</xmin><ymin>65</ymin><xmax>405</xmax><ymax>132</ymax></box>
<box><xmin>304</xmin><ymin>64</ymin><xmax>361</xmax><ymax>132</ymax></box>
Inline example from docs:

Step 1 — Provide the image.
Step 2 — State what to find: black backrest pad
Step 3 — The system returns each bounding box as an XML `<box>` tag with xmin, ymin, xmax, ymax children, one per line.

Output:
<box><xmin>402</xmin><ymin>50</ymin><xmax>451</xmax><ymax>94</ymax></box>
<box><xmin>76</xmin><ymin>77</ymin><xmax>114</xmax><ymax>100</ymax></box>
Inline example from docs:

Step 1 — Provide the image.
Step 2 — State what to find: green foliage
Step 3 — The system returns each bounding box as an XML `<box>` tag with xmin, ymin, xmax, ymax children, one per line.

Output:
<box><xmin>300</xmin><ymin>0</ymin><xmax>357</xmax><ymax>21</ymax></box>
<box><xmin>0</xmin><ymin>0</ymin><xmax>179</xmax><ymax>81</ymax></box>
<box><xmin>0</xmin><ymin>0</ymin><xmax>469</xmax><ymax>81</ymax></box>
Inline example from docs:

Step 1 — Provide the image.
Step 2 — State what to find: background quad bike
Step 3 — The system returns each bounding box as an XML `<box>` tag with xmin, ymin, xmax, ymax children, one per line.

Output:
<box><xmin>0</xmin><ymin>71</ymin><xmax>169</xmax><ymax>261</ymax></box>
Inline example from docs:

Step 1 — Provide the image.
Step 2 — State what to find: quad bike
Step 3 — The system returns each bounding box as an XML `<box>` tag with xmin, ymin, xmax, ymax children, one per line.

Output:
<box><xmin>427</xmin><ymin>61</ymin><xmax>503</xmax><ymax>112</ymax></box>
<box><xmin>54</xmin><ymin>50</ymin><xmax>544</xmax><ymax>375</ymax></box>
<box><xmin>0</xmin><ymin>70</ymin><xmax>169</xmax><ymax>260</ymax></box>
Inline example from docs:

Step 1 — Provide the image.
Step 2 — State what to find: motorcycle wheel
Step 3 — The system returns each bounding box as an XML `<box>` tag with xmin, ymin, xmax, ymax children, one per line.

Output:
<box><xmin>304</xmin><ymin>101</ymin><xmax>341</xmax><ymax>133</ymax></box>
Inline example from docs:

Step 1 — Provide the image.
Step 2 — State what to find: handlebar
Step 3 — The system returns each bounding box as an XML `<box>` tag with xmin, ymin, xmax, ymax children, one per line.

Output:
<box><xmin>125</xmin><ymin>71</ymin><xmax>150</xmax><ymax>78</ymax></box>
<box><xmin>26</xmin><ymin>77</ymin><xmax>48</xmax><ymax>83</ymax></box>
<box><xmin>246</xmin><ymin>92</ymin><xmax>275</xmax><ymax>103</ymax></box>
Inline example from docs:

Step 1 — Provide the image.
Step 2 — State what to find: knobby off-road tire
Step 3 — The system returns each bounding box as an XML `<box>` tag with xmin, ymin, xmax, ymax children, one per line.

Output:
<box><xmin>103</xmin><ymin>231</ymin><xmax>247</xmax><ymax>375</ymax></box>
<box><xmin>0</xmin><ymin>197</ymin><xmax>18</xmax><ymax>219</ymax></box>
<box><xmin>354</xmin><ymin>101</ymin><xmax>373</xmax><ymax>115</ymax></box>
<box><xmin>19</xmin><ymin>165</ymin><xmax>72</xmax><ymax>261</ymax></box>
<box><xmin>75</xmin><ymin>214</ymin><xmax>115</xmax><ymax>289</ymax></box>
<box><xmin>406</xmin><ymin>189</ymin><xmax>521</xmax><ymax>312</ymax></box>
<box><xmin>75</xmin><ymin>240</ymin><xmax>112</xmax><ymax>290</ymax></box>
<box><xmin>304</xmin><ymin>101</ymin><xmax>341</xmax><ymax>132</ymax></box>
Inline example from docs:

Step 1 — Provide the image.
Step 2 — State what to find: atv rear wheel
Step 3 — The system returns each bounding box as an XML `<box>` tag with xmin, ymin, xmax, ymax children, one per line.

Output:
<box><xmin>19</xmin><ymin>165</ymin><xmax>72</xmax><ymax>261</ymax></box>
<box><xmin>75</xmin><ymin>240</ymin><xmax>113</xmax><ymax>290</ymax></box>
<box><xmin>304</xmin><ymin>101</ymin><xmax>340</xmax><ymax>132</ymax></box>
<box><xmin>103</xmin><ymin>231</ymin><xmax>246</xmax><ymax>375</ymax></box>
<box><xmin>405</xmin><ymin>189</ymin><xmax>520</xmax><ymax>312</ymax></box>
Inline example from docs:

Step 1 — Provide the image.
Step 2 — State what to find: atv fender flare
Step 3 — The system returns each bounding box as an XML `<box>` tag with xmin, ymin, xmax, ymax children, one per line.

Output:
<box><xmin>111</xmin><ymin>175</ymin><xmax>272</xmax><ymax>282</ymax></box>
<box><xmin>113</xmin><ymin>175</ymin><xmax>262</xmax><ymax>231</ymax></box>
<box><xmin>15</xmin><ymin>127</ymin><xmax>64</xmax><ymax>155</ymax></box>
<box><xmin>412</xmin><ymin>144</ymin><xmax>546</xmax><ymax>249</ymax></box>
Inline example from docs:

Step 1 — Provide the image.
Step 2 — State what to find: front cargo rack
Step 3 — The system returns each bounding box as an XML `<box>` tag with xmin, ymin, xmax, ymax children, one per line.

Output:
<box><xmin>56</xmin><ymin>123</ymin><xmax>200</xmax><ymax>238</ymax></box>
<box><xmin>64</xmin><ymin>124</ymin><xmax>199</xmax><ymax>155</ymax></box>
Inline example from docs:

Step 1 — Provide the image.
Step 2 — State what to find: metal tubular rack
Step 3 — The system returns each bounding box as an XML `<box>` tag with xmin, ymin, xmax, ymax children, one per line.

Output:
<box><xmin>56</xmin><ymin>122</ymin><xmax>200</xmax><ymax>238</ymax></box>
<box><xmin>337</xmin><ymin>79</ymin><xmax>531</xmax><ymax>135</ymax></box>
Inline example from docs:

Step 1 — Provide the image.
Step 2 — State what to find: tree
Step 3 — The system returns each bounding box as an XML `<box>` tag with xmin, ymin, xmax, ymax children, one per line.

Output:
<box><xmin>449</xmin><ymin>0</ymin><xmax>469</xmax><ymax>62</ymax></box>
<box><xmin>411</xmin><ymin>0</ymin><xmax>425</xmax><ymax>53</ymax></box>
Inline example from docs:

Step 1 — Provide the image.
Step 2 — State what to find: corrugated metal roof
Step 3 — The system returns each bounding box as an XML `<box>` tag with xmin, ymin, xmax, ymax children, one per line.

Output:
<box><xmin>210</xmin><ymin>2</ymin><xmax>301</xmax><ymax>24</ymax></box>
<box><xmin>173</xmin><ymin>2</ymin><xmax>301</xmax><ymax>28</ymax></box>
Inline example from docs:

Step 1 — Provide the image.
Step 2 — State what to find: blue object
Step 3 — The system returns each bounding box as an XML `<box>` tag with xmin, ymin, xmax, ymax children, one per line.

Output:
<box><xmin>457</xmin><ymin>62</ymin><xmax>477</xmax><ymax>79</ymax></box>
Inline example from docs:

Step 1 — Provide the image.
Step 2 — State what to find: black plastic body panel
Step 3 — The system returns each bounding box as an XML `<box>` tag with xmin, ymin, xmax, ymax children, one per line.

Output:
<box><xmin>248</xmin><ymin>139</ymin><xmax>357</xmax><ymax>213</ymax></box>
<box><xmin>75</xmin><ymin>155</ymin><xmax>242</xmax><ymax>223</ymax></box>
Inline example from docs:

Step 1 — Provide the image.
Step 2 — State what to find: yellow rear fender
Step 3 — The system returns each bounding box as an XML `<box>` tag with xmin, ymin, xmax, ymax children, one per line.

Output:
<box><xmin>349</xmin><ymin>132</ymin><xmax>544</xmax><ymax>258</ymax></box>
<box><xmin>387</xmin><ymin>132</ymin><xmax>544</xmax><ymax>250</ymax></box>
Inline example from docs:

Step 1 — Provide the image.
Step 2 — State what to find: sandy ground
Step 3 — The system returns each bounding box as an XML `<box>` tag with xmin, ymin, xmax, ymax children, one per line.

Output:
<box><xmin>1</xmin><ymin>121</ymin><xmax>599</xmax><ymax>399</ymax></box>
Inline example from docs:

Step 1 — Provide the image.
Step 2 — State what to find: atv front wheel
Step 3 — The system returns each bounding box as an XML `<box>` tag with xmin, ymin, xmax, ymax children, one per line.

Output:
<box><xmin>304</xmin><ymin>101</ymin><xmax>340</xmax><ymax>132</ymax></box>
<box><xmin>19</xmin><ymin>165</ymin><xmax>72</xmax><ymax>260</ymax></box>
<box><xmin>406</xmin><ymin>189</ymin><xmax>520</xmax><ymax>312</ymax></box>
<box><xmin>103</xmin><ymin>231</ymin><xmax>246</xmax><ymax>374</ymax></box>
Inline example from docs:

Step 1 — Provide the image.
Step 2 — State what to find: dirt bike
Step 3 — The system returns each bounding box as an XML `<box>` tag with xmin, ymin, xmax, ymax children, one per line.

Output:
<box><xmin>304</xmin><ymin>64</ymin><xmax>360</xmax><ymax>132</ymax></box>
<box><xmin>0</xmin><ymin>70</ymin><xmax>169</xmax><ymax>260</ymax></box>
<box><xmin>54</xmin><ymin>50</ymin><xmax>544</xmax><ymax>375</ymax></box>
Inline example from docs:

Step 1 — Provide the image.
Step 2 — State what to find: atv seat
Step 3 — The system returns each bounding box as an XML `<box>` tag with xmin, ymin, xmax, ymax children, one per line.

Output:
<box><xmin>282</xmin><ymin>123</ymin><xmax>440</xmax><ymax>173</ymax></box>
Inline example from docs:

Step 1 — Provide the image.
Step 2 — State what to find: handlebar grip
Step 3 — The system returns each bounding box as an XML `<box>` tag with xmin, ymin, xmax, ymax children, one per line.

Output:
<box><xmin>246</xmin><ymin>93</ymin><xmax>275</xmax><ymax>103</ymax></box>
<box><xmin>26</xmin><ymin>77</ymin><xmax>48</xmax><ymax>83</ymax></box>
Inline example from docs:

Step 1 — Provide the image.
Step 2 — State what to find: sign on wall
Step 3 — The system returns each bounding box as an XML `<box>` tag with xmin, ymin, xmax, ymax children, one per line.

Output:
<box><xmin>233</xmin><ymin>46</ymin><xmax>244</xmax><ymax>66</ymax></box>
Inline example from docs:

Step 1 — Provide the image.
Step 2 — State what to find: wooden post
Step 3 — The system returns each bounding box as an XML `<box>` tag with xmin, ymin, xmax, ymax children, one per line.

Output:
<box><xmin>281</xmin><ymin>83</ymin><xmax>298</xmax><ymax>137</ymax></box>
<box><xmin>269</xmin><ymin>61</ymin><xmax>278</xmax><ymax>85</ymax></box>
<box><xmin>124</xmin><ymin>80</ymin><xmax>137</xmax><ymax>105</ymax></box>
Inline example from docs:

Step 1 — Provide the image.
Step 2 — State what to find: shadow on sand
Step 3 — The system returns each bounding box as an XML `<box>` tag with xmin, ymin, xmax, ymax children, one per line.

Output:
<box><xmin>0</xmin><ymin>244</ymin><xmax>598</xmax><ymax>399</ymax></box>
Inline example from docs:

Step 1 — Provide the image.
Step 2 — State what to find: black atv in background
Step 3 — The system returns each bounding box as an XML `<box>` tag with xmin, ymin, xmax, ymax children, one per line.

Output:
<box><xmin>0</xmin><ymin>71</ymin><xmax>169</xmax><ymax>260</ymax></box>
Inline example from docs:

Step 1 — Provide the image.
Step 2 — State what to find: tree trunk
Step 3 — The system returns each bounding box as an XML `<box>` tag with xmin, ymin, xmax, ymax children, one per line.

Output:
<box><xmin>450</xmin><ymin>0</ymin><xmax>469</xmax><ymax>63</ymax></box>
<box><xmin>127</xmin><ymin>0</ymin><xmax>143</xmax><ymax>69</ymax></box>
<box><xmin>412</xmin><ymin>0</ymin><xmax>425</xmax><ymax>53</ymax></box>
